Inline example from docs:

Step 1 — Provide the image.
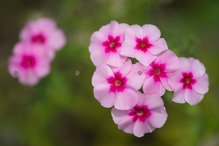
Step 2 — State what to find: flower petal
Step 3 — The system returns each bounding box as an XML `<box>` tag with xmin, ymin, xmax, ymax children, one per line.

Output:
<box><xmin>143</xmin><ymin>77</ymin><xmax>165</xmax><ymax>96</ymax></box>
<box><xmin>148</xmin><ymin>107</ymin><xmax>168</xmax><ymax>128</ymax></box>
<box><xmin>133</xmin><ymin>121</ymin><xmax>154</xmax><ymax>137</ymax></box>
<box><xmin>188</xmin><ymin>58</ymin><xmax>206</xmax><ymax>78</ymax></box>
<box><xmin>185</xmin><ymin>90</ymin><xmax>204</xmax><ymax>105</ymax></box>
<box><xmin>148</xmin><ymin>38</ymin><xmax>168</xmax><ymax>55</ymax></box>
<box><xmin>142</xmin><ymin>24</ymin><xmax>161</xmax><ymax>42</ymax></box>
<box><xmin>193</xmin><ymin>73</ymin><xmax>209</xmax><ymax>94</ymax></box>
<box><xmin>126</xmin><ymin>62</ymin><xmax>147</xmax><ymax>90</ymax></box>
<box><xmin>114</xmin><ymin>89</ymin><xmax>139</xmax><ymax>110</ymax></box>
<box><xmin>111</xmin><ymin>108</ymin><xmax>128</xmax><ymax>124</ymax></box>
<box><xmin>172</xmin><ymin>88</ymin><xmax>186</xmax><ymax>104</ymax></box>
<box><xmin>136</xmin><ymin>51</ymin><xmax>157</xmax><ymax>67</ymax></box>
<box><xmin>107</xmin><ymin>53</ymin><xmax>126</xmax><ymax>67</ymax></box>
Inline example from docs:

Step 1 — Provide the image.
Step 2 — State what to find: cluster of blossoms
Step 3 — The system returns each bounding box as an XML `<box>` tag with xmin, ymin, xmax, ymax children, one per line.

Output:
<box><xmin>8</xmin><ymin>18</ymin><xmax>66</xmax><ymax>86</ymax></box>
<box><xmin>89</xmin><ymin>21</ymin><xmax>209</xmax><ymax>137</ymax></box>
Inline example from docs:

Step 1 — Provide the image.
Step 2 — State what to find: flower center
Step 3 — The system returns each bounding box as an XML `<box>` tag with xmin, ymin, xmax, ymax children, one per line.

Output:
<box><xmin>128</xmin><ymin>105</ymin><xmax>151</xmax><ymax>122</ymax></box>
<box><xmin>181</xmin><ymin>72</ymin><xmax>196</xmax><ymax>89</ymax></box>
<box><xmin>20</xmin><ymin>55</ymin><xmax>36</xmax><ymax>69</ymax></box>
<box><xmin>102</xmin><ymin>35</ymin><xmax>121</xmax><ymax>53</ymax></box>
<box><xmin>135</xmin><ymin>37</ymin><xmax>153</xmax><ymax>52</ymax></box>
<box><xmin>148</xmin><ymin>63</ymin><xmax>167</xmax><ymax>82</ymax></box>
<box><xmin>110</xmin><ymin>42</ymin><xmax>116</xmax><ymax>48</ymax></box>
<box><xmin>115</xmin><ymin>80</ymin><xmax>121</xmax><ymax>86</ymax></box>
<box><xmin>107</xmin><ymin>72</ymin><xmax>127</xmax><ymax>92</ymax></box>
<box><xmin>31</xmin><ymin>33</ymin><xmax>46</xmax><ymax>44</ymax></box>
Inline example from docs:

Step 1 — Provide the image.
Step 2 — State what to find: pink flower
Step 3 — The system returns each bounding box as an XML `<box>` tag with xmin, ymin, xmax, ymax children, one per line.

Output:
<box><xmin>169</xmin><ymin>57</ymin><xmax>209</xmax><ymax>105</ymax></box>
<box><xmin>20</xmin><ymin>18</ymin><xmax>66</xmax><ymax>59</ymax></box>
<box><xmin>92</xmin><ymin>59</ymin><xmax>140</xmax><ymax>110</ymax></box>
<box><xmin>8</xmin><ymin>42</ymin><xmax>51</xmax><ymax>86</ymax></box>
<box><xmin>89</xmin><ymin>21</ymin><xmax>129</xmax><ymax>67</ymax></box>
<box><xmin>127</xmin><ymin>50</ymin><xmax>179</xmax><ymax>96</ymax></box>
<box><xmin>120</xmin><ymin>24</ymin><xmax>168</xmax><ymax>66</ymax></box>
<box><xmin>111</xmin><ymin>93</ymin><xmax>168</xmax><ymax>137</ymax></box>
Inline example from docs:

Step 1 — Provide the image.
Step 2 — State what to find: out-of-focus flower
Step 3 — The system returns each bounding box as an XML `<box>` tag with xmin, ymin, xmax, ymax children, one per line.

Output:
<box><xmin>169</xmin><ymin>57</ymin><xmax>209</xmax><ymax>105</ymax></box>
<box><xmin>20</xmin><ymin>18</ymin><xmax>66</xmax><ymax>59</ymax></box>
<box><xmin>89</xmin><ymin>21</ymin><xmax>129</xmax><ymax>67</ymax></box>
<box><xmin>111</xmin><ymin>93</ymin><xmax>168</xmax><ymax>137</ymax></box>
<box><xmin>120</xmin><ymin>24</ymin><xmax>168</xmax><ymax>66</ymax></box>
<box><xmin>8</xmin><ymin>42</ymin><xmax>51</xmax><ymax>86</ymax></box>
<box><xmin>92</xmin><ymin>59</ymin><xmax>141</xmax><ymax>110</ymax></box>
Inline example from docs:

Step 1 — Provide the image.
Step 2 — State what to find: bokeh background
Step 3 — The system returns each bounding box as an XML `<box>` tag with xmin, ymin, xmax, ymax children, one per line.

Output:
<box><xmin>0</xmin><ymin>0</ymin><xmax>219</xmax><ymax>146</ymax></box>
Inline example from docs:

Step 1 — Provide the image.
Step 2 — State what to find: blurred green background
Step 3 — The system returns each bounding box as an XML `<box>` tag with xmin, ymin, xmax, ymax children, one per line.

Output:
<box><xmin>0</xmin><ymin>0</ymin><xmax>219</xmax><ymax>146</ymax></box>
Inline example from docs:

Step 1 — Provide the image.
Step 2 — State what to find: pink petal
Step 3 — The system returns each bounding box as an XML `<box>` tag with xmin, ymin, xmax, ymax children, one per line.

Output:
<box><xmin>19</xmin><ymin>70</ymin><xmax>39</xmax><ymax>86</ymax></box>
<box><xmin>90</xmin><ymin>51</ymin><xmax>108</xmax><ymax>67</ymax></box>
<box><xmin>144</xmin><ymin>93</ymin><xmax>164</xmax><ymax>109</ymax></box>
<box><xmin>91</xmin><ymin>71</ymin><xmax>107</xmax><ymax>87</ymax></box>
<box><xmin>160</xmin><ymin>78</ymin><xmax>172</xmax><ymax>91</ymax></box>
<box><xmin>95</xmin><ymin>63</ymin><xmax>114</xmax><ymax>78</ymax></box>
<box><xmin>143</xmin><ymin>77</ymin><xmax>166</xmax><ymax>96</ymax></box>
<box><xmin>114</xmin><ymin>89</ymin><xmax>139</xmax><ymax>110</ymax></box>
<box><xmin>113</xmin><ymin>59</ymin><xmax>132</xmax><ymax>76</ymax></box>
<box><xmin>120</xmin><ymin>39</ymin><xmax>138</xmax><ymax>58</ymax></box>
<box><xmin>136</xmin><ymin>51</ymin><xmax>157</xmax><ymax>67</ymax></box>
<box><xmin>178</xmin><ymin>57</ymin><xmax>190</xmax><ymax>72</ymax></box>
<box><xmin>188</xmin><ymin>58</ymin><xmax>206</xmax><ymax>78</ymax></box>
<box><xmin>156</xmin><ymin>50</ymin><xmax>179</xmax><ymax>71</ymax></box>
<box><xmin>49</xmin><ymin>29</ymin><xmax>66</xmax><ymax>50</ymax></box>
<box><xmin>148</xmin><ymin>38</ymin><xmax>168</xmax><ymax>55</ymax></box>
<box><xmin>129</xmin><ymin>25</ymin><xmax>144</xmax><ymax>38</ymax></box>
<box><xmin>133</xmin><ymin>121</ymin><xmax>155</xmax><ymax>137</ymax></box>
<box><xmin>193</xmin><ymin>74</ymin><xmax>209</xmax><ymax>94</ymax></box>
<box><xmin>172</xmin><ymin>88</ymin><xmax>186</xmax><ymax>104</ymax></box>
<box><xmin>93</xmin><ymin>84</ymin><xmax>115</xmax><ymax>108</ymax></box>
<box><xmin>168</xmin><ymin>72</ymin><xmax>183</xmax><ymax>91</ymax></box>
<box><xmin>107</xmin><ymin>53</ymin><xmax>126</xmax><ymax>67</ymax></box>
<box><xmin>126</xmin><ymin>62</ymin><xmax>147</xmax><ymax>90</ymax></box>
<box><xmin>142</xmin><ymin>24</ymin><xmax>161</xmax><ymax>42</ymax></box>
<box><xmin>148</xmin><ymin>107</ymin><xmax>168</xmax><ymax>128</ymax></box>
<box><xmin>185</xmin><ymin>90</ymin><xmax>204</xmax><ymax>105</ymax></box>
<box><xmin>111</xmin><ymin>108</ymin><xmax>128</xmax><ymax>124</ymax></box>
<box><xmin>89</xmin><ymin>31</ymin><xmax>106</xmax><ymax>48</ymax></box>
<box><xmin>118</xmin><ymin>116</ymin><xmax>135</xmax><ymax>134</ymax></box>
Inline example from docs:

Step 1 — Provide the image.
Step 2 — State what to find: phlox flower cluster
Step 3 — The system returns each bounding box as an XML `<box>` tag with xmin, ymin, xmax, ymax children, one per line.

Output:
<box><xmin>8</xmin><ymin>18</ymin><xmax>66</xmax><ymax>86</ymax></box>
<box><xmin>89</xmin><ymin>21</ymin><xmax>209</xmax><ymax>137</ymax></box>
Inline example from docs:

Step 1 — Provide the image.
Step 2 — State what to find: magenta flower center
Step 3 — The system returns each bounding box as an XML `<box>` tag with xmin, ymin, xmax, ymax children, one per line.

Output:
<box><xmin>180</xmin><ymin>72</ymin><xmax>196</xmax><ymax>89</ymax></box>
<box><xmin>148</xmin><ymin>63</ymin><xmax>167</xmax><ymax>82</ymax></box>
<box><xmin>107</xmin><ymin>72</ymin><xmax>127</xmax><ymax>92</ymax></box>
<box><xmin>128</xmin><ymin>105</ymin><xmax>152</xmax><ymax>122</ymax></box>
<box><xmin>135</xmin><ymin>37</ymin><xmax>153</xmax><ymax>52</ymax></box>
<box><xmin>31</xmin><ymin>33</ymin><xmax>46</xmax><ymax>44</ymax></box>
<box><xmin>102</xmin><ymin>35</ymin><xmax>121</xmax><ymax>53</ymax></box>
<box><xmin>20</xmin><ymin>55</ymin><xmax>37</xmax><ymax>69</ymax></box>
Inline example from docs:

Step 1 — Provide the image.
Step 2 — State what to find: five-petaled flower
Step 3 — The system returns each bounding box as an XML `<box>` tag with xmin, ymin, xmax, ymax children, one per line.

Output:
<box><xmin>20</xmin><ymin>18</ymin><xmax>66</xmax><ymax>59</ymax></box>
<box><xmin>92</xmin><ymin>59</ymin><xmax>141</xmax><ymax>110</ymax></box>
<box><xmin>169</xmin><ymin>57</ymin><xmax>209</xmax><ymax>105</ymax></box>
<box><xmin>111</xmin><ymin>93</ymin><xmax>168</xmax><ymax>137</ymax></box>
<box><xmin>120</xmin><ymin>24</ymin><xmax>168</xmax><ymax>66</ymax></box>
<box><xmin>8</xmin><ymin>43</ymin><xmax>51</xmax><ymax>86</ymax></box>
<box><xmin>89</xmin><ymin>21</ymin><xmax>129</xmax><ymax>67</ymax></box>
<box><xmin>127</xmin><ymin>50</ymin><xmax>179</xmax><ymax>96</ymax></box>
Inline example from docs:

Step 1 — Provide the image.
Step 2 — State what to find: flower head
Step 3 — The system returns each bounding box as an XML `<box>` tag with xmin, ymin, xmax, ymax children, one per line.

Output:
<box><xmin>92</xmin><ymin>59</ymin><xmax>141</xmax><ymax>110</ymax></box>
<box><xmin>169</xmin><ymin>57</ymin><xmax>209</xmax><ymax>105</ymax></box>
<box><xmin>120</xmin><ymin>24</ymin><xmax>168</xmax><ymax>66</ymax></box>
<box><xmin>89</xmin><ymin>21</ymin><xmax>129</xmax><ymax>67</ymax></box>
<box><xmin>111</xmin><ymin>93</ymin><xmax>168</xmax><ymax>137</ymax></box>
<box><xmin>20</xmin><ymin>18</ymin><xmax>66</xmax><ymax>59</ymax></box>
<box><xmin>127</xmin><ymin>50</ymin><xmax>179</xmax><ymax>96</ymax></box>
<box><xmin>8</xmin><ymin>42</ymin><xmax>51</xmax><ymax>86</ymax></box>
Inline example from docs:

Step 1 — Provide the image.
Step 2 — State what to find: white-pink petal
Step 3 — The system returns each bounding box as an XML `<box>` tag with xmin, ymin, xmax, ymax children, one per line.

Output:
<box><xmin>193</xmin><ymin>73</ymin><xmax>209</xmax><ymax>94</ymax></box>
